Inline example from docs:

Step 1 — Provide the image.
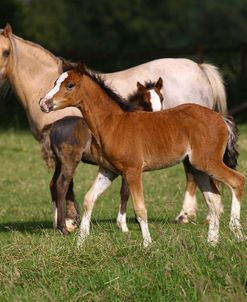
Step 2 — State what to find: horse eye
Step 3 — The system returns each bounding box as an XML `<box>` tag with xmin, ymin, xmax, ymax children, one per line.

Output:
<box><xmin>66</xmin><ymin>82</ymin><xmax>75</xmax><ymax>90</ymax></box>
<box><xmin>2</xmin><ymin>50</ymin><xmax>10</xmax><ymax>57</ymax></box>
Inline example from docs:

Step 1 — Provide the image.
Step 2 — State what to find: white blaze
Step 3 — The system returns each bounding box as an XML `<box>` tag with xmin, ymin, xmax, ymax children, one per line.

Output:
<box><xmin>44</xmin><ymin>72</ymin><xmax>68</xmax><ymax>100</ymax></box>
<box><xmin>149</xmin><ymin>89</ymin><xmax>162</xmax><ymax>112</ymax></box>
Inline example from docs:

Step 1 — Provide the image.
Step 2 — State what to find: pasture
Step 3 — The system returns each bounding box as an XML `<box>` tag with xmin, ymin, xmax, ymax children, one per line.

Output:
<box><xmin>0</xmin><ymin>125</ymin><xmax>247</xmax><ymax>302</ymax></box>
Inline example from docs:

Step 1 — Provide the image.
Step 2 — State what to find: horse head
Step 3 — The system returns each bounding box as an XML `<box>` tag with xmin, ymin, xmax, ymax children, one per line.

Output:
<box><xmin>0</xmin><ymin>24</ymin><xmax>12</xmax><ymax>83</ymax></box>
<box><xmin>136</xmin><ymin>77</ymin><xmax>164</xmax><ymax>112</ymax></box>
<box><xmin>40</xmin><ymin>63</ymin><xmax>86</xmax><ymax>113</ymax></box>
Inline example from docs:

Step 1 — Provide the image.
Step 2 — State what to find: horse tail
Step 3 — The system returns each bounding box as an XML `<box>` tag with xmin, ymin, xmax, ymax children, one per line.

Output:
<box><xmin>223</xmin><ymin>116</ymin><xmax>239</xmax><ymax>169</ymax></box>
<box><xmin>200</xmin><ymin>63</ymin><xmax>227</xmax><ymax>114</ymax></box>
<box><xmin>40</xmin><ymin>125</ymin><xmax>56</xmax><ymax>170</ymax></box>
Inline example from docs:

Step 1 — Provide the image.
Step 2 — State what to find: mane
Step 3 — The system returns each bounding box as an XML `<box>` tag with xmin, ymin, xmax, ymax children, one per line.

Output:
<box><xmin>84</xmin><ymin>69</ymin><xmax>136</xmax><ymax>112</ymax></box>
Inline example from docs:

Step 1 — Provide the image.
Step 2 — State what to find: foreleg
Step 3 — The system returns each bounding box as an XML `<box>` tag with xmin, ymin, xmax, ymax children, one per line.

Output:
<box><xmin>117</xmin><ymin>177</ymin><xmax>130</xmax><ymax>232</ymax></box>
<box><xmin>124</xmin><ymin>169</ymin><xmax>151</xmax><ymax>247</ymax></box>
<box><xmin>77</xmin><ymin>167</ymin><xmax>118</xmax><ymax>246</ymax></box>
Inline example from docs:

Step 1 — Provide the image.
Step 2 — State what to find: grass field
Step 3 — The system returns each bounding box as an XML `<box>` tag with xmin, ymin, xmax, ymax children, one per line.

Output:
<box><xmin>0</xmin><ymin>125</ymin><xmax>247</xmax><ymax>302</ymax></box>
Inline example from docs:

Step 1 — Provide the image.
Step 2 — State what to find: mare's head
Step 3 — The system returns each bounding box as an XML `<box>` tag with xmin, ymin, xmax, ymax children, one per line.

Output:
<box><xmin>0</xmin><ymin>24</ymin><xmax>12</xmax><ymax>82</ymax></box>
<box><xmin>131</xmin><ymin>77</ymin><xmax>163</xmax><ymax>112</ymax></box>
<box><xmin>39</xmin><ymin>63</ymin><xmax>85</xmax><ymax>113</ymax></box>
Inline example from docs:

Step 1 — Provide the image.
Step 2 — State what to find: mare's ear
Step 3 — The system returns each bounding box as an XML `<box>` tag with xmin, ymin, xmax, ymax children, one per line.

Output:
<box><xmin>2</xmin><ymin>23</ymin><xmax>12</xmax><ymax>37</ymax></box>
<box><xmin>155</xmin><ymin>77</ymin><xmax>163</xmax><ymax>90</ymax></box>
<box><xmin>137</xmin><ymin>81</ymin><xmax>145</xmax><ymax>92</ymax></box>
<box><xmin>77</xmin><ymin>62</ymin><xmax>85</xmax><ymax>75</ymax></box>
<box><xmin>60</xmin><ymin>57</ymin><xmax>75</xmax><ymax>72</ymax></box>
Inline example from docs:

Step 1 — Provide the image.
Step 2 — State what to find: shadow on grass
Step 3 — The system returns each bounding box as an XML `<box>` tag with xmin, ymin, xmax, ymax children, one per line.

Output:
<box><xmin>91</xmin><ymin>217</ymin><xmax>176</xmax><ymax>224</ymax></box>
<box><xmin>0</xmin><ymin>220</ymin><xmax>53</xmax><ymax>233</ymax></box>
<box><xmin>0</xmin><ymin>217</ymin><xmax>176</xmax><ymax>234</ymax></box>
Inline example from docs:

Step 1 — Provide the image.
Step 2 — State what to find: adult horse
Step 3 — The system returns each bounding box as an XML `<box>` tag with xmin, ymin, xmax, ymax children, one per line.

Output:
<box><xmin>39</xmin><ymin>64</ymin><xmax>244</xmax><ymax>247</ymax></box>
<box><xmin>0</xmin><ymin>24</ymin><xmax>227</xmax><ymax>233</ymax></box>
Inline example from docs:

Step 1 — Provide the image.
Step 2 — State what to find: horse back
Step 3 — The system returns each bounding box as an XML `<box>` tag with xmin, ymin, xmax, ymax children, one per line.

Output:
<box><xmin>101</xmin><ymin>104</ymin><xmax>228</xmax><ymax>171</ymax></box>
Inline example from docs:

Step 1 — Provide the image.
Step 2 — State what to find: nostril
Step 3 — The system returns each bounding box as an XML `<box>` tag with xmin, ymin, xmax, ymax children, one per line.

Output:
<box><xmin>39</xmin><ymin>97</ymin><xmax>44</xmax><ymax>106</ymax></box>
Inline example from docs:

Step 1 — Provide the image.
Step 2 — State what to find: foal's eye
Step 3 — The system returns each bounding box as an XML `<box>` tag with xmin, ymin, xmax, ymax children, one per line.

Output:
<box><xmin>66</xmin><ymin>82</ymin><xmax>75</xmax><ymax>90</ymax></box>
<box><xmin>2</xmin><ymin>49</ymin><xmax>10</xmax><ymax>57</ymax></box>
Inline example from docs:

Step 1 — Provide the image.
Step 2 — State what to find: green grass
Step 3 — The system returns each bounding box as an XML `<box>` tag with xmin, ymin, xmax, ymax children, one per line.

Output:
<box><xmin>0</xmin><ymin>126</ymin><xmax>247</xmax><ymax>302</ymax></box>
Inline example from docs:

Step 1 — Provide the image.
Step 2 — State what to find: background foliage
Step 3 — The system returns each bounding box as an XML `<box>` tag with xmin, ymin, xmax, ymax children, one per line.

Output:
<box><xmin>0</xmin><ymin>0</ymin><xmax>247</xmax><ymax>126</ymax></box>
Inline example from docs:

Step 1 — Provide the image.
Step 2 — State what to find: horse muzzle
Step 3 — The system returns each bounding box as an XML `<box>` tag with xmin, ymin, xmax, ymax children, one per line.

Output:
<box><xmin>39</xmin><ymin>97</ymin><xmax>53</xmax><ymax>113</ymax></box>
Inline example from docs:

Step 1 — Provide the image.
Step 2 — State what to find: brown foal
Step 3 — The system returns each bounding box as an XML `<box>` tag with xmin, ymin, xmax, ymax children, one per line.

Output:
<box><xmin>40</xmin><ymin>64</ymin><xmax>245</xmax><ymax>247</ymax></box>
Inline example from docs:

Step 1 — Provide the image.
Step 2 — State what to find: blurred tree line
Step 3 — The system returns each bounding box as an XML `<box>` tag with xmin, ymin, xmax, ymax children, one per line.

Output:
<box><xmin>1</xmin><ymin>0</ymin><xmax>247</xmax><ymax>127</ymax></box>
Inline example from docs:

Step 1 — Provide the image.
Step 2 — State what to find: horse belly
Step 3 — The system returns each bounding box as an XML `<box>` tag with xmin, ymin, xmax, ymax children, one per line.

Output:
<box><xmin>142</xmin><ymin>148</ymin><xmax>187</xmax><ymax>171</ymax></box>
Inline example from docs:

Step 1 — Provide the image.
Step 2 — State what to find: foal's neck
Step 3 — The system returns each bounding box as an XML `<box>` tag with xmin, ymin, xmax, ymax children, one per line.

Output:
<box><xmin>80</xmin><ymin>75</ymin><xmax>126</xmax><ymax>141</ymax></box>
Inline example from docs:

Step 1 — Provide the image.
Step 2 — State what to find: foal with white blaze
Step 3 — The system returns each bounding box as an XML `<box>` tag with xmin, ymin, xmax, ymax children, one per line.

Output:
<box><xmin>40</xmin><ymin>64</ymin><xmax>245</xmax><ymax>247</ymax></box>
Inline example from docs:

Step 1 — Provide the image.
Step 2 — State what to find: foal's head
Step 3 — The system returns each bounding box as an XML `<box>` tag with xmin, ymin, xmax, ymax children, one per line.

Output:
<box><xmin>128</xmin><ymin>78</ymin><xmax>164</xmax><ymax>112</ymax></box>
<box><xmin>39</xmin><ymin>63</ymin><xmax>85</xmax><ymax>113</ymax></box>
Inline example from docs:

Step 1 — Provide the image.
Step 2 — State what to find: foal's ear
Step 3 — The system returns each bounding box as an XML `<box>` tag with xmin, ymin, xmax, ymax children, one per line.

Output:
<box><xmin>137</xmin><ymin>81</ymin><xmax>145</xmax><ymax>92</ymax></box>
<box><xmin>77</xmin><ymin>62</ymin><xmax>85</xmax><ymax>75</ymax></box>
<box><xmin>2</xmin><ymin>23</ymin><xmax>12</xmax><ymax>37</ymax></box>
<box><xmin>155</xmin><ymin>77</ymin><xmax>163</xmax><ymax>90</ymax></box>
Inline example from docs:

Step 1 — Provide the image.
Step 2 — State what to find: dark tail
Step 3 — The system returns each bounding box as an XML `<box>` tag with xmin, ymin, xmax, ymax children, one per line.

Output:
<box><xmin>223</xmin><ymin>116</ymin><xmax>239</xmax><ymax>169</ymax></box>
<box><xmin>40</xmin><ymin>124</ymin><xmax>56</xmax><ymax>170</ymax></box>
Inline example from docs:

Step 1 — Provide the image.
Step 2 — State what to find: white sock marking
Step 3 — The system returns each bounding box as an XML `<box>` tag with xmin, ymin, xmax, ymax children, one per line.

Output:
<box><xmin>137</xmin><ymin>217</ymin><xmax>152</xmax><ymax>247</ymax></box>
<box><xmin>230</xmin><ymin>189</ymin><xmax>244</xmax><ymax>240</ymax></box>
<box><xmin>176</xmin><ymin>190</ymin><xmax>197</xmax><ymax>222</ymax></box>
<box><xmin>117</xmin><ymin>209</ymin><xmax>129</xmax><ymax>232</ymax></box>
<box><xmin>77</xmin><ymin>168</ymin><xmax>116</xmax><ymax>247</ymax></box>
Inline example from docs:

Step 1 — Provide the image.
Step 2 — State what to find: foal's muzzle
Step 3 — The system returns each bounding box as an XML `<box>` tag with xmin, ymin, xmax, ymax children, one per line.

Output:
<box><xmin>39</xmin><ymin>97</ymin><xmax>53</xmax><ymax>113</ymax></box>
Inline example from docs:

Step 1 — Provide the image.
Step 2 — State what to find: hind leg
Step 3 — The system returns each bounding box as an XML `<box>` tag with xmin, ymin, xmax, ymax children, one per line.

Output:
<box><xmin>191</xmin><ymin>157</ymin><xmax>245</xmax><ymax>242</ymax></box>
<box><xmin>117</xmin><ymin>178</ymin><xmax>130</xmax><ymax>232</ymax></box>
<box><xmin>50</xmin><ymin>161</ymin><xmax>61</xmax><ymax>229</ymax></box>
<box><xmin>176</xmin><ymin>163</ymin><xmax>198</xmax><ymax>224</ymax></box>
<box><xmin>190</xmin><ymin>168</ymin><xmax>223</xmax><ymax>244</ymax></box>
<box><xmin>56</xmin><ymin>158</ymin><xmax>80</xmax><ymax>234</ymax></box>
<box><xmin>206</xmin><ymin>164</ymin><xmax>244</xmax><ymax>241</ymax></box>
<box><xmin>65</xmin><ymin>179</ymin><xmax>81</xmax><ymax>233</ymax></box>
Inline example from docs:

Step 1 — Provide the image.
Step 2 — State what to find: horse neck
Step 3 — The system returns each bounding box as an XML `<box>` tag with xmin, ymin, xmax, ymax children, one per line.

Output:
<box><xmin>80</xmin><ymin>75</ymin><xmax>125</xmax><ymax>142</ymax></box>
<box><xmin>7</xmin><ymin>36</ymin><xmax>81</xmax><ymax>139</ymax></box>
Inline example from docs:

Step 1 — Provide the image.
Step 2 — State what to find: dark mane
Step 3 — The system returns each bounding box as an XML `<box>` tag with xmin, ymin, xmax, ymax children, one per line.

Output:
<box><xmin>60</xmin><ymin>59</ymin><xmax>144</xmax><ymax>112</ymax></box>
<box><xmin>84</xmin><ymin>70</ymin><xmax>135</xmax><ymax>112</ymax></box>
<box><xmin>127</xmin><ymin>81</ymin><xmax>157</xmax><ymax>111</ymax></box>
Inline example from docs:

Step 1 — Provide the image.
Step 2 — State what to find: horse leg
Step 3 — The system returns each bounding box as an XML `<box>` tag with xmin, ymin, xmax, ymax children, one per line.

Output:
<box><xmin>124</xmin><ymin>169</ymin><xmax>151</xmax><ymax>247</ymax></box>
<box><xmin>50</xmin><ymin>161</ymin><xmax>61</xmax><ymax>229</ymax></box>
<box><xmin>77</xmin><ymin>167</ymin><xmax>118</xmax><ymax>247</ymax></box>
<box><xmin>189</xmin><ymin>168</ymin><xmax>223</xmax><ymax>244</ymax></box>
<box><xmin>175</xmin><ymin>163</ymin><xmax>197</xmax><ymax>224</ymax></box>
<box><xmin>190</xmin><ymin>158</ymin><xmax>245</xmax><ymax>242</ymax></box>
<box><xmin>117</xmin><ymin>177</ymin><xmax>130</xmax><ymax>232</ymax></box>
<box><xmin>229</xmin><ymin>183</ymin><xmax>245</xmax><ymax>241</ymax></box>
<box><xmin>56</xmin><ymin>159</ymin><xmax>80</xmax><ymax>235</ymax></box>
<box><xmin>210</xmin><ymin>165</ymin><xmax>245</xmax><ymax>241</ymax></box>
<box><xmin>65</xmin><ymin>178</ymin><xmax>81</xmax><ymax>233</ymax></box>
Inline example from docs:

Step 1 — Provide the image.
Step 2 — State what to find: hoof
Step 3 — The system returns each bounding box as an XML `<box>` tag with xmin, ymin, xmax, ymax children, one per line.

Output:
<box><xmin>57</xmin><ymin>225</ymin><xmax>69</xmax><ymax>235</ymax></box>
<box><xmin>175</xmin><ymin>214</ymin><xmax>190</xmax><ymax>224</ymax></box>
<box><xmin>117</xmin><ymin>220</ymin><xmax>129</xmax><ymax>233</ymax></box>
<box><xmin>65</xmin><ymin>218</ymin><xmax>78</xmax><ymax>233</ymax></box>
<box><xmin>143</xmin><ymin>237</ymin><xmax>152</xmax><ymax>248</ymax></box>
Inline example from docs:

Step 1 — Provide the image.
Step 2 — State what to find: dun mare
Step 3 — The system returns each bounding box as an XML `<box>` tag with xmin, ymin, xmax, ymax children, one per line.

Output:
<box><xmin>1</xmin><ymin>24</ymin><xmax>227</xmax><ymax>234</ymax></box>
<box><xmin>40</xmin><ymin>64</ymin><xmax>245</xmax><ymax>247</ymax></box>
